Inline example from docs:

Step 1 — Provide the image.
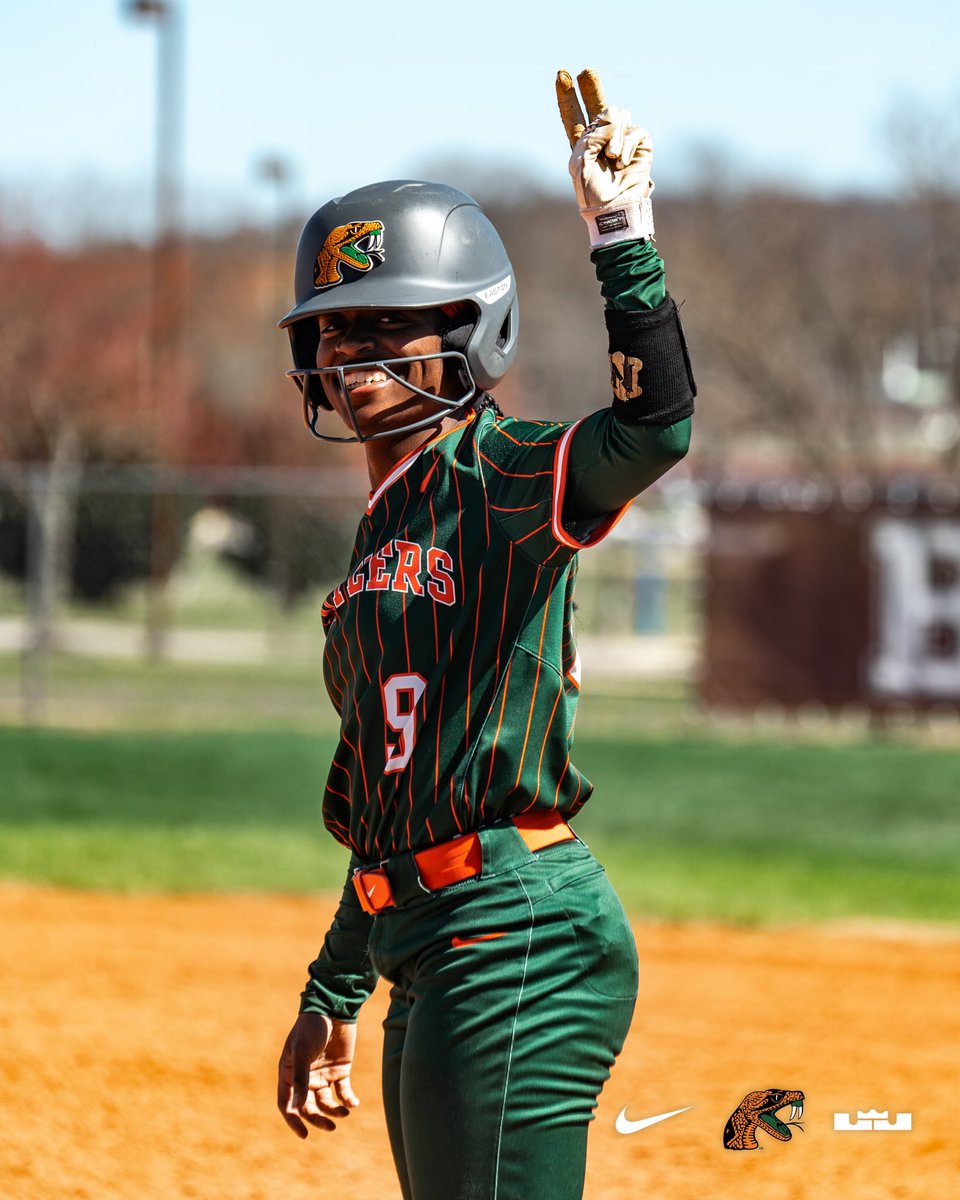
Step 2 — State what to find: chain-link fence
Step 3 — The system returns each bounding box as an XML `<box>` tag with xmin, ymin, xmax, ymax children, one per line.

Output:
<box><xmin>0</xmin><ymin>464</ymin><xmax>702</xmax><ymax>728</ymax></box>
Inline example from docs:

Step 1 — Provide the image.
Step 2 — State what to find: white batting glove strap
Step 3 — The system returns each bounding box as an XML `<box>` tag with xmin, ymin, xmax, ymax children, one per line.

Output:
<box><xmin>570</xmin><ymin>106</ymin><xmax>655</xmax><ymax>248</ymax></box>
<box><xmin>580</xmin><ymin>195</ymin><xmax>655</xmax><ymax>248</ymax></box>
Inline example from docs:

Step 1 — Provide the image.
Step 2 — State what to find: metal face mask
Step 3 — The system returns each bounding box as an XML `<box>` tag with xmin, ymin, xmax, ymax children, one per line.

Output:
<box><xmin>289</xmin><ymin>349</ymin><xmax>476</xmax><ymax>444</ymax></box>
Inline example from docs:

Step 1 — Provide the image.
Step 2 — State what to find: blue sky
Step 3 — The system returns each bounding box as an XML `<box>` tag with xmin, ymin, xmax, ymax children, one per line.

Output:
<box><xmin>1</xmin><ymin>0</ymin><xmax>958</xmax><ymax>239</ymax></box>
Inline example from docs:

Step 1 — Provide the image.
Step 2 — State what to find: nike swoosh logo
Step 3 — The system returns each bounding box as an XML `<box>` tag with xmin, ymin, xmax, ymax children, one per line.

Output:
<box><xmin>450</xmin><ymin>932</ymin><xmax>507</xmax><ymax>948</ymax></box>
<box><xmin>615</xmin><ymin>1106</ymin><xmax>694</xmax><ymax>1135</ymax></box>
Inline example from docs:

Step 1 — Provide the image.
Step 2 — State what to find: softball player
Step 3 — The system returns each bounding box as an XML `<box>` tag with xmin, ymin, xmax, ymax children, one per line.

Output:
<box><xmin>275</xmin><ymin>71</ymin><xmax>696</xmax><ymax>1200</ymax></box>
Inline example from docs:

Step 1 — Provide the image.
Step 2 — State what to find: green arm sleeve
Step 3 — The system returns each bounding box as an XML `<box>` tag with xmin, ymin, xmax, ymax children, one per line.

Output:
<box><xmin>563</xmin><ymin>410</ymin><xmax>691</xmax><ymax>522</ymax></box>
<box><xmin>299</xmin><ymin>855</ymin><xmax>378</xmax><ymax>1022</ymax></box>
<box><xmin>591</xmin><ymin>237</ymin><xmax>666</xmax><ymax>311</ymax></box>
<box><xmin>564</xmin><ymin>238</ymin><xmax>692</xmax><ymax>523</ymax></box>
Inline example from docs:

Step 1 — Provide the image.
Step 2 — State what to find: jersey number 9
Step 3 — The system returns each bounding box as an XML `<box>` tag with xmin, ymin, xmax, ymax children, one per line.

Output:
<box><xmin>382</xmin><ymin>672</ymin><xmax>427</xmax><ymax>774</ymax></box>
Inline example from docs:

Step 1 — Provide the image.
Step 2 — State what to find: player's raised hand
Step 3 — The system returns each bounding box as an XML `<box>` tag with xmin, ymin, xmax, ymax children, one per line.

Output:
<box><xmin>556</xmin><ymin>68</ymin><xmax>655</xmax><ymax>248</ymax></box>
<box><xmin>277</xmin><ymin>1012</ymin><xmax>359</xmax><ymax>1138</ymax></box>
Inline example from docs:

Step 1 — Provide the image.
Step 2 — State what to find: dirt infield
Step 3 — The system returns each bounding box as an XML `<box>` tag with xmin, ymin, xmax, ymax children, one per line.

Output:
<box><xmin>1</xmin><ymin>886</ymin><xmax>956</xmax><ymax>1199</ymax></box>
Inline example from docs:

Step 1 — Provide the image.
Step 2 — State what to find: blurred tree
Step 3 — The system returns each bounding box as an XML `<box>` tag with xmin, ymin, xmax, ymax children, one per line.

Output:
<box><xmin>0</xmin><ymin>240</ymin><xmax>150</xmax><ymax>463</ymax></box>
<box><xmin>884</xmin><ymin>95</ymin><xmax>960</xmax><ymax>468</ymax></box>
<box><xmin>0</xmin><ymin>241</ymin><xmax>153</xmax><ymax>636</ymax></box>
<box><xmin>488</xmin><ymin>186</ymin><xmax>944</xmax><ymax>481</ymax></box>
<box><xmin>659</xmin><ymin>191</ymin><xmax>915</xmax><ymax>478</ymax></box>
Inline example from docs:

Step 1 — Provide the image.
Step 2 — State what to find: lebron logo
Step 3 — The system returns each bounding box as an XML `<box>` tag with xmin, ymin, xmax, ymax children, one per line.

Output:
<box><xmin>314</xmin><ymin>220</ymin><xmax>385</xmax><ymax>289</ymax></box>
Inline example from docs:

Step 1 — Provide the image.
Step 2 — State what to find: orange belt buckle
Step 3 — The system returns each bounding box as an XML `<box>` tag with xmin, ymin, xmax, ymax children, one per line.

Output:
<box><xmin>352</xmin><ymin>866</ymin><xmax>395</xmax><ymax>915</ymax></box>
<box><xmin>414</xmin><ymin>832</ymin><xmax>483</xmax><ymax>891</ymax></box>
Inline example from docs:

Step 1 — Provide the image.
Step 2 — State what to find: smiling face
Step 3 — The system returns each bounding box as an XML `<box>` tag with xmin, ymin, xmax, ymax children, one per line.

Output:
<box><xmin>315</xmin><ymin>307</ymin><xmax>460</xmax><ymax>440</ymax></box>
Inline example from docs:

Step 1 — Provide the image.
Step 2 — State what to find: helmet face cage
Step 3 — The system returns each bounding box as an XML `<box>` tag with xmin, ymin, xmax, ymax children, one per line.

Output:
<box><xmin>290</xmin><ymin>351</ymin><xmax>477</xmax><ymax>444</ymax></box>
<box><xmin>279</xmin><ymin>181</ymin><xmax>518</xmax><ymax>443</ymax></box>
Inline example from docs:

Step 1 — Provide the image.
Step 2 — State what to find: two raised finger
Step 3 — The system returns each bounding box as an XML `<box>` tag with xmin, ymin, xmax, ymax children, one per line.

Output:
<box><xmin>556</xmin><ymin>68</ymin><xmax>607</xmax><ymax>148</ymax></box>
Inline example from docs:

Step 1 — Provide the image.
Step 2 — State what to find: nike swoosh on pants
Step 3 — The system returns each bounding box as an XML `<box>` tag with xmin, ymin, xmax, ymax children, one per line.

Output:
<box><xmin>450</xmin><ymin>932</ymin><xmax>507</xmax><ymax>948</ymax></box>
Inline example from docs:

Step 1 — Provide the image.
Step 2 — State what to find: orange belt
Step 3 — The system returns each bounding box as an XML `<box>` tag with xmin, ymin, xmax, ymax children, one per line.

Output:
<box><xmin>352</xmin><ymin>810</ymin><xmax>575</xmax><ymax>915</ymax></box>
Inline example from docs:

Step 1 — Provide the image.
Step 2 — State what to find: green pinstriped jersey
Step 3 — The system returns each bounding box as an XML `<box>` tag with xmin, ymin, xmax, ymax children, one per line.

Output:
<box><xmin>320</xmin><ymin>405</ymin><xmax>633</xmax><ymax>862</ymax></box>
<box><xmin>298</xmin><ymin>239</ymin><xmax>692</xmax><ymax>1020</ymax></box>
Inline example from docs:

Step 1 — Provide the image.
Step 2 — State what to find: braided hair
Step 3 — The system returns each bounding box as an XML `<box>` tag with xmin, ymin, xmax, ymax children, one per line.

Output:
<box><xmin>472</xmin><ymin>392</ymin><xmax>504</xmax><ymax>418</ymax></box>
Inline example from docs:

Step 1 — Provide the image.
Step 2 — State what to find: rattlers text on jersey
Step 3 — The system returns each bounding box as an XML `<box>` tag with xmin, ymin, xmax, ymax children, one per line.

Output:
<box><xmin>321</xmin><ymin>405</ymin><xmax>642</xmax><ymax>861</ymax></box>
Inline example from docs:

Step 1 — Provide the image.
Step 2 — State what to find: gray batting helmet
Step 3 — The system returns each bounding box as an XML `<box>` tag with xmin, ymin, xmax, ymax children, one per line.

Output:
<box><xmin>278</xmin><ymin>180</ymin><xmax>518</xmax><ymax>441</ymax></box>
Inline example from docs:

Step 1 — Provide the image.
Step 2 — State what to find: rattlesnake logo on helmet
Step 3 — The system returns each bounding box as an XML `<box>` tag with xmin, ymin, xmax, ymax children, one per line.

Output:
<box><xmin>314</xmin><ymin>221</ymin><xmax>385</xmax><ymax>289</ymax></box>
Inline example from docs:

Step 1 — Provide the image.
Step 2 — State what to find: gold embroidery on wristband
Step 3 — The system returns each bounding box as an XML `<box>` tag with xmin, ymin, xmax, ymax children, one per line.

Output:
<box><xmin>610</xmin><ymin>351</ymin><xmax>644</xmax><ymax>401</ymax></box>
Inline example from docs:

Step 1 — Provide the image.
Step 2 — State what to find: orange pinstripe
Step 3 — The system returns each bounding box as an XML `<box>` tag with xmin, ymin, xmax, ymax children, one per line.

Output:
<box><xmin>478</xmin><ymin>449</ymin><xmax>553</xmax><ymax>479</ymax></box>
<box><xmin>534</xmin><ymin>676</ymin><xmax>565</xmax><ymax>805</ymax></box>
<box><xmin>514</xmin><ymin>581</ymin><xmax>552</xmax><ymax>788</ymax></box>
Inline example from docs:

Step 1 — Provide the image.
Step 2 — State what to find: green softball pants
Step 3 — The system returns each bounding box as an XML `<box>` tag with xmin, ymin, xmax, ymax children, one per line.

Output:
<box><xmin>366</xmin><ymin>821</ymin><xmax>639</xmax><ymax>1200</ymax></box>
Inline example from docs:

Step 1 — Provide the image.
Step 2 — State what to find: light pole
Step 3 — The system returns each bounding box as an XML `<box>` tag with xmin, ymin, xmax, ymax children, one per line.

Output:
<box><xmin>253</xmin><ymin>155</ymin><xmax>296</xmax><ymax>616</ymax></box>
<box><xmin>124</xmin><ymin>0</ymin><xmax>186</xmax><ymax>657</ymax></box>
<box><xmin>253</xmin><ymin>153</ymin><xmax>295</xmax><ymax>333</ymax></box>
<box><xmin>127</xmin><ymin>1</ymin><xmax>184</xmax><ymax>246</ymax></box>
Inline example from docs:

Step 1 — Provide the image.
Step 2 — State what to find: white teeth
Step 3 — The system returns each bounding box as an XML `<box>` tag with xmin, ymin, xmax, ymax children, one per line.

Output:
<box><xmin>343</xmin><ymin>370</ymin><xmax>388</xmax><ymax>389</ymax></box>
<box><xmin>791</xmin><ymin>1105</ymin><xmax>803</xmax><ymax>1121</ymax></box>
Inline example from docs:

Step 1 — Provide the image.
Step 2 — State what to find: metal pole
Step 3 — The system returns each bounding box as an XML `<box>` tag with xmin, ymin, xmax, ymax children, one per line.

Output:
<box><xmin>254</xmin><ymin>156</ymin><xmax>295</xmax><ymax>619</ymax></box>
<box><xmin>22</xmin><ymin>467</ymin><xmax>47</xmax><ymax>724</ymax></box>
<box><xmin>124</xmin><ymin>1</ymin><xmax>186</xmax><ymax>658</ymax></box>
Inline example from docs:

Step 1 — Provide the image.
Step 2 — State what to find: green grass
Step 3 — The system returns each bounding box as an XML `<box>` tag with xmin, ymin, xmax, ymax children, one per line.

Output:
<box><xmin>1</xmin><ymin>725</ymin><xmax>956</xmax><ymax>925</ymax></box>
<box><xmin>0</xmin><ymin>652</ymin><xmax>333</xmax><ymax>732</ymax></box>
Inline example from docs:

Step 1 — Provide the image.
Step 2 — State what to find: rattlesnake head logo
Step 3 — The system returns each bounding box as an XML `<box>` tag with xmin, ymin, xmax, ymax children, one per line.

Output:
<box><xmin>314</xmin><ymin>220</ymin><xmax>385</xmax><ymax>289</ymax></box>
<box><xmin>723</xmin><ymin>1088</ymin><xmax>805</xmax><ymax>1150</ymax></box>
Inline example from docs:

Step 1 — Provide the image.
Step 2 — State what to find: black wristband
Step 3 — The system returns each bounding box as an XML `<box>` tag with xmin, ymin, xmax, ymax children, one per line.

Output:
<box><xmin>605</xmin><ymin>295</ymin><xmax>697</xmax><ymax>425</ymax></box>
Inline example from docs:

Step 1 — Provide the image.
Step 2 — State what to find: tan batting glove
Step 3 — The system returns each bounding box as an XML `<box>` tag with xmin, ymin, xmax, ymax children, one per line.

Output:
<box><xmin>557</xmin><ymin>69</ymin><xmax>655</xmax><ymax>248</ymax></box>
